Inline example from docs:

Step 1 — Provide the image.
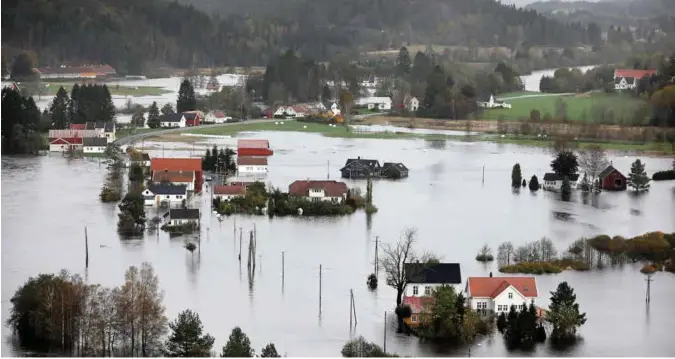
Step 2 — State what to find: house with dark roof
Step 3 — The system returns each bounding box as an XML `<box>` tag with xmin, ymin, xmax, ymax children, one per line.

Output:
<box><xmin>340</xmin><ymin>157</ymin><xmax>382</xmax><ymax>179</ymax></box>
<box><xmin>465</xmin><ymin>276</ymin><xmax>538</xmax><ymax>315</ymax></box>
<box><xmin>83</xmin><ymin>137</ymin><xmax>108</xmax><ymax>154</ymax></box>
<box><xmin>159</xmin><ymin>114</ymin><xmax>186</xmax><ymax>128</ymax></box>
<box><xmin>598</xmin><ymin>165</ymin><xmax>627</xmax><ymax>191</ymax></box>
<box><xmin>181</xmin><ymin>112</ymin><xmax>201</xmax><ymax>127</ymax></box>
<box><xmin>542</xmin><ymin>173</ymin><xmax>580</xmax><ymax>191</ymax></box>
<box><xmin>85</xmin><ymin>121</ymin><xmax>116</xmax><ymax>142</ymax></box>
<box><xmin>288</xmin><ymin>180</ymin><xmax>349</xmax><ymax>203</ymax></box>
<box><xmin>401</xmin><ymin>262</ymin><xmax>462</xmax><ymax>326</ymax></box>
<box><xmin>153</xmin><ymin>170</ymin><xmax>196</xmax><ymax>191</ymax></box>
<box><xmin>165</xmin><ymin>208</ymin><xmax>200</xmax><ymax>227</ymax></box>
<box><xmin>381</xmin><ymin>162</ymin><xmax>409</xmax><ymax>179</ymax></box>
<box><xmin>142</xmin><ymin>184</ymin><xmax>188</xmax><ymax>207</ymax></box>
<box><xmin>213</xmin><ymin>184</ymin><xmax>247</xmax><ymax>201</ymax></box>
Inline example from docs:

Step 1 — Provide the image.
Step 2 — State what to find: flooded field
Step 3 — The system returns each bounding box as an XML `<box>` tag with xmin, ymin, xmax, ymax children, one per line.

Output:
<box><xmin>3</xmin><ymin>132</ymin><xmax>675</xmax><ymax>357</ymax></box>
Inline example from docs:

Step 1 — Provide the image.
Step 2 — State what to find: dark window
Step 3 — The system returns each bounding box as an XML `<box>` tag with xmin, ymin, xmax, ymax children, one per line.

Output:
<box><xmin>614</xmin><ymin>178</ymin><xmax>622</xmax><ymax>187</ymax></box>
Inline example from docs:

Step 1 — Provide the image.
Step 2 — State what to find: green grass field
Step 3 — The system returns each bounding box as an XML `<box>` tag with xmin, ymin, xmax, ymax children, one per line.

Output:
<box><xmin>482</xmin><ymin>92</ymin><xmax>649</xmax><ymax>124</ymax></box>
<box><xmin>41</xmin><ymin>83</ymin><xmax>171</xmax><ymax>97</ymax></box>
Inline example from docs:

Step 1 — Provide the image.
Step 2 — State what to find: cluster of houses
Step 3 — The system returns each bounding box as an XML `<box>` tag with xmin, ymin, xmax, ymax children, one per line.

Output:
<box><xmin>340</xmin><ymin>157</ymin><xmax>409</xmax><ymax>179</ymax></box>
<box><xmin>613</xmin><ymin>68</ymin><xmax>656</xmax><ymax>91</ymax></box>
<box><xmin>157</xmin><ymin>111</ymin><xmax>202</xmax><ymax>128</ymax></box>
<box><xmin>262</xmin><ymin>101</ymin><xmax>342</xmax><ymax>119</ymax></box>
<box><xmin>48</xmin><ymin>122</ymin><xmax>116</xmax><ymax>153</ymax></box>
<box><xmin>478</xmin><ymin>94</ymin><xmax>512</xmax><ymax>109</ymax></box>
<box><xmin>401</xmin><ymin>262</ymin><xmax>542</xmax><ymax>327</ymax></box>
<box><xmin>213</xmin><ymin>179</ymin><xmax>350</xmax><ymax>204</ymax></box>
<box><xmin>35</xmin><ymin>64</ymin><xmax>117</xmax><ymax>80</ymax></box>
<box><xmin>542</xmin><ymin>165</ymin><xmax>627</xmax><ymax>192</ymax></box>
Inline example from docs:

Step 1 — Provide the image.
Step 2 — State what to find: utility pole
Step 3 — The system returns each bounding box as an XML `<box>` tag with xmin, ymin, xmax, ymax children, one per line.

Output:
<box><xmin>282</xmin><ymin>251</ymin><xmax>285</xmax><ymax>289</ymax></box>
<box><xmin>383</xmin><ymin>311</ymin><xmax>387</xmax><ymax>354</ymax></box>
<box><xmin>327</xmin><ymin>160</ymin><xmax>330</xmax><ymax>179</ymax></box>
<box><xmin>239</xmin><ymin>228</ymin><xmax>242</xmax><ymax>261</ymax></box>
<box><xmin>374</xmin><ymin>236</ymin><xmax>379</xmax><ymax>274</ymax></box>
<box><xmin>319</xmin><ymin>264</ymin><xmax>323</xmax><ymax>314</ymax></box>
<box><xmin>482</xmin><ymin>165</ymin><xmax>485</xmax><ymax>184</ymax></box>
<box><xmin>646</xmin><ymin>274</ymin><xmax>654</xmax><ymax>303</ymax></box>
<box><xmin>349</xmin><ymin>289</ymin><xmax>353</xmax><ymax>330</ymax></box>
<box><xmin>84</xmin><ymin>226</ymin><xmax>89</xmax><ymax>269</ymax></box>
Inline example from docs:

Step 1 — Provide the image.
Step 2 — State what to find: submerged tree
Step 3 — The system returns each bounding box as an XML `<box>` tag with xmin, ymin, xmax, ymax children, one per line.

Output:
<box><xmin>548</xmin><ymin>282</ymin><xmax>586</xmax><ymax>342</ymax></box>
<box><xmin>221</xmin><ymin>327</ymin><xmax>254</xmax><ymax>357</ymax></box>
<box><xmin>511</xmin><ymin>163</ymin><xmax>523</xmax><ymax>188</ymax></box>
<box><xmin>260</xmin><ymin>344</ymin><xmax>281</xmax><ymax>358</ymax></box>
<box><xmin>627</xmin><ymin>159</ymin><xmax>651</xmax><ymax>192</ymax></box>
<box><xmin>529</xmin><ymin>175</ymin><xmax>540</xmax><ymax>191</ymax></box>
<box><xmin>561</xmin><ymin>177</ymin><xmax>572</xmax><ymax>201</ymax></box>
<box><xmin>164</xmin><ymin>309</ymin><xmax>215</xmax><ymax>357</ymax></box>
<box><xmin>341</xmin><ymin>336</ymin><xmax>395</xmax><ymax>357</ymax></box>
<box><xmin>551</xmin><ymin>151</ymin><xmax>579</xmax><ymax>178</ymax></box>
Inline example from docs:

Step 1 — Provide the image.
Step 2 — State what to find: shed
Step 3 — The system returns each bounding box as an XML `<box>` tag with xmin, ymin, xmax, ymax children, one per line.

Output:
<box><xmin>599</xmin><ymin>165</ymin><xmax>627</xmax><ymax>191</ymax></box>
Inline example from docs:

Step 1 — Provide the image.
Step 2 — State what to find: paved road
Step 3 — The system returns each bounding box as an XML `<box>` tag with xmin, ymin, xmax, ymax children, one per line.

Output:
<box><xmin>113</xmin><ymin>119</ymin><xmax>283</xmax><ymax>146</ymax></box>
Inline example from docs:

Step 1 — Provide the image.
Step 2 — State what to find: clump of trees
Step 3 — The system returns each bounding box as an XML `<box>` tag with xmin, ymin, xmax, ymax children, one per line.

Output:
<box><xmin>499</xmin><ymin>302</ymin><xmax>546</xmax><ymax>350</ymax></box>
<box><xmin>100</xmin><ymin>145</ymin><xmax>125</xmax><ymax>202</ymax></box>
<box><xmin>475</xmin><ymin>244</ymin><xmax>494</xmax><ymax>262</ymax></box>
<box><xmin>341</xmin><ymin>336</ymin><xmax>397</xmax><ymax>357</ymax></box>
<box><xmin>1</xmin><ymin>87</ymin><xmax>44</xmax><ymax>154</ymax></box>
<box><xmin>177</xmin><ymin>79</ymin><xmax>197</xmax><ymax>113</ymax></box>
<box><xmin>627</xmin><ymin>159</ymin><xmax>651</xmax><ymax>192</ymax></box>
<box><xmin>50</xmin><ymin>84</ymin><xmax>116</xmax><ymax>128</ymax></box>
<box><xmin>578</xmin><ymin>145</ymin><xmax>609</xmax><ymax>193</ymax></box>
<box><xmin>202</xmin><ymin>145</ymin><xmax>236</xmax><ymax>173</ymax></box>
<box><xmin>498</xmin><ymin>237</ymin><xmax>590</xmax><ymax>274</ymax></box>
<box><xmin>548</xmin><ymin>282</ymin><xmax>587</xmax><ymax>343</ymax></box>
<box><xmin>117</xmin><ymin>192</ymin><xmax>146</xmax><ymax>236</ymax></box>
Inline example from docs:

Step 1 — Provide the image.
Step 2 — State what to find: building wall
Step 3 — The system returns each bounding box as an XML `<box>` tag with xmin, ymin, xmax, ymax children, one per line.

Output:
<box><xmin>238</xmin><ymin>165</ymin><xmax>268</xmax><ymax>175</ymax></box>
<box><xmin>49</xmin><ymin>144</ymin><xmax>69</xmax><ymax>152</ymax></box>
<box><xmin>84</xmin><ymin>146</ymin><xmax>106</xmax><ymax>153</ymax></box>
<box><xmin>169</xmin><ymin>219</ymin><xmax>197</xmax><ymax>226</ymax></box>
<box><xmin>602</xmin><ymin>171</ymin><xmax>627</xmax><ymax>190</ymax></box>
<box><xmin>404</xmin><ymin>283</ymin><xmax>462</xmax><ymax>297</ymax></box>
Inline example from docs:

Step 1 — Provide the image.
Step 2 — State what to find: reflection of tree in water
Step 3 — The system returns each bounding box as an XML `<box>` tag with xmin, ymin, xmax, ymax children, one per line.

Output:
<box><xmin>185</xmin><ymin>250</ymin><xmax>200</xmax><ymax>285</ymax></box>
<box><xmin>425</xmin><ymin>139</ymin><xmax>446</xmax><ymax>150</ymax></box>
<box><xmin>552</xmin><ymin>211</ymin><xmax>575</xmax><ymax>222</ymax></box>
<box><xmin>366</xmin><ymin>212</ymin><xmax>373</xmax><ymax>231</ymax></box>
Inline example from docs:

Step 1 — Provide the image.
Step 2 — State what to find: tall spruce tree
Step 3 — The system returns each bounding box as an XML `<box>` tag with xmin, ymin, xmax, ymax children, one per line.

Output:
<box><xmin>50</xmin><ymin>86</ymin><xmax>70</xmax><ymax>129</ymax></box>
<box><xmin>161</xmin><ymin>103</ymin><xmax>176</xmax><ymax>116</ymax></box>
<box><xmin>395</xmin><ymin>46</ymin><xmax>412</xmax><ymax>78</ymax></box>
<box><xmin>101</xmin><ymin>85</ymin><xmax>116</xmax><ymax>123</ymax></box>
<box><xmin>548</xmin><ymin>281</ymin><xmax>586</xmax><ymax>342</ymax></box>
<box><xmin>627</xmin><ymin>159</ymin><xmax>651</xmax><ymax>192</ymax></box>
<box><xmin>177</xmin><ymin>79</ymin><xmax>197</xmax><ymax>113</ymax></box>
<box><xmin>164</xmin><ymin>309</ymin><xmax>215</xmax><ymax>357</ymax></box>
<box><xmin>511</xmin><ymin>163</ymin><xmax>523</xmax><ymax>188</ymax></box>
<box><xmin>147</xmin><ymin>101</ymin><xmax>161</xmax><ymax>128</ymax></box>
<box><xmin>221</xmin><ymin>327</ymin><xmax>254</xmax><ymax>357</ymax></box>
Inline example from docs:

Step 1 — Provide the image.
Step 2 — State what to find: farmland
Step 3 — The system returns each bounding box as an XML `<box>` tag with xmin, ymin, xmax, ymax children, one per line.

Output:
<box><xmin>482</xmin><ymin>92</ymin><xmax>650</xmax><ymax>124</ymax></box>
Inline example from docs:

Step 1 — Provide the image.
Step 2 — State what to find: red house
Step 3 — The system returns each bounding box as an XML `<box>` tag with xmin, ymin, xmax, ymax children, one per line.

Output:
<box><xmin>150</xmin><ymin>158</ymin><xmax>203</xmax><ymax>193</ymax></box>
<box><xmin>182</xmin><ymin>112</ymin><xmax>201</xmax><ymax>127</ymax></box>
<box><xmin>237</xmin><ymin>139</ymin><xmax>273</xmax><ymax>156</ymax></box>
<box><xmin>599</xmin><ymin>165</ymin><xmax>627</xmax><ymax>191</ymax></box>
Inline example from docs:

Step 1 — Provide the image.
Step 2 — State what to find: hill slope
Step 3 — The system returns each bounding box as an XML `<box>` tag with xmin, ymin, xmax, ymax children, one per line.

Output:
<box><xmin>2</xmin><ymin>0</ymin><xmax>594</xmax><ymax>72</ymax></box>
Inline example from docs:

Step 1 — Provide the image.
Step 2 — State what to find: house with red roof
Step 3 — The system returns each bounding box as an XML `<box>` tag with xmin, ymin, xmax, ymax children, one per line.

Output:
<box><xmin>213</xmin><ymin>184</ymin><xmax>247</xmax><ymax>201</ymax></box>
<box><xmin>614</xmin><ymin>69</ymin><xmax>656</xmax><ymax>91</ymax></box>
<box><xmin>465</xmin><ymin>276</ymin><xmax>538</xmax><ymax>315</ymax></box>
<box><xmin>288</xmin><ymin>180</ymin><xmax>349</xmax><ymax>203</ymax></box>
<box><xmin>236</xmin><ymin>156</ymin><xmax>268</xmax><ymax>176</ymax></box>
<box><xmin>237</xmin><ymin>139</ymin><xmax>273</xmax><ymax>156</ymax></box>
<box><xmin>150</xmin><ymin>158</ymin><xmax>203</xmax><ymax>193</ymax></box>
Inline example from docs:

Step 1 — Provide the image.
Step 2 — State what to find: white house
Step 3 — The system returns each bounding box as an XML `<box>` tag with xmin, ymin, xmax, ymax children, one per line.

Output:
<box><xmin>614</xmin><ymin>69</ymin><xmax>656</xmax><ymax>91</ymax></box>
<box><xmin>152</xmin><ymin>170</ymin><xmax>196</xmax><ymax>192</ymax></box>
<box><xmin>83</xmin><ymin>137</ymin><xmax>108</xmax><ymax>154</ymax></box>
<box><xmin>236</xmin><ymin>156</ymin><xmax>268</xmax><ymax>176</ymax></box>
<box><xmin>465</xmin><ymin>276</ymin><xmax>538</xmax><ymax>315</ymax></box>
<box><xmin>273</xmin><ymin>106</ymin><xmax>296</xmax><ymax>118</ymax></box>
<box><xmin>84</xmin><ymin>122</ymin><xmax>115</xmax><ymax>142</ymax></box>
<box><xmin>405</xmin><ymin>96</ymin><xmax>419</xmax><ymax>112</ymax></box>
<box><xmin>142</xmin><ymin>184</ymin><xmax>188</xmax><ymax>207</ymax></box>
<box><xmin>159</xmin><ymin>114</ymin><xmax>186</xmax><ymax>128</ymax></box>
<box><xmin>206</xmin><ymin>111</ymin><xmax>231</xmax><ymax>124</ymax></box>
<box><xmin>213</xmin><ymin>184</ymin><xmax>246</xmax><ymax>201</ymax></box>
<box><xmin>354</xmin><ymin>97</ymin><xmax>392</xmax><ymax>111</ymax></box>
<box><xmin>542</xmin><ymin>173</ymin><xmax>580</xmax><ymax>191</ymax></box>
<box><xmin>401</xmin><ymin>263</ymin><xmax>462</xmax><ymax>326</ymax></box>
<box><xmin>322</xmin><ymin>101</ymin><xmax>341</xmax><ymax>116</ymax></box>
<box><xmin>477</xmin><ymin>94</ymin><xmax>511</xmax><ymax>109</ymax></box>
<box><xmin>165</xmin><ymin>208</ymin><xmax>200</xmax><ymax>227</ymax></box>
<box><xmin>288</xmin><ymin>180</ymin><xmax>349</xmax><ymax>203</ymax></box>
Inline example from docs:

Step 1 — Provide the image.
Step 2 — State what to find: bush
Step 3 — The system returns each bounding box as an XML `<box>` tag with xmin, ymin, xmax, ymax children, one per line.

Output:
<box><xmin>640</xmin><ymin>264</ymin><xmax>658</xmax><ymax>274</ymax></box>
<box><xmin>529</xmin><ymin>175</ymin><xmax>540</xmax><ymax>191</ymax></box>
<box><xmin>100</xmin><ymin>186</ymin><xmax>121</xmax><ymax>202</ymax></box>
<box><xmin>395</xmin><ymin>305</ymin><xmax>412</xmax><ymax>319</ymax></box>
<box><xmin>365</xmin><ymin>204</ymin><xmax>378</xmax><ymax>214</ymax></box>
<box><xmin>652</xmin><ymin>170</ymin><xmax>675</xmax><ymax>181</ymax></box>
<box><xmin>499</xmin><ymin>261</ymin><xmax>563</xmax><ymax>274</ymax></box>
<box><xmin>475</xmin><ymin>254</ymin><xmax>494</xmax><ymax>262</ymax></box>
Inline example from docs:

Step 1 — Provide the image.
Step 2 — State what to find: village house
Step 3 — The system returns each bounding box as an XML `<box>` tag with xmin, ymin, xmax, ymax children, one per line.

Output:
<box><xmin>158</xmin><ymin>113</ymin><xmax>186</xmax><ymax>128</ymax></box>
<box><xmin>542</xmin><ymin>173</ymin><xmax>580</xmax><ymax>191</ymax></box>
<box><xmin>288</xmin><ymin>180</ymin><xmax>349</xmax><ymax>203</ymax></box>
<box><xmin>237</xmin><ymin>156</ymin><xmax>268</xmax><ymax>176</ymax></box>
<box><xmin>322</xmin><ymin>101</ymin><xmax>341</xmax><ymax>116</ymax></box>
<box><xmin>152</xmin><ymin>170</ymin><xmax>196</xmax><ymax>191</ymax></box>
<box><xmin>165</xmin><ymin>208</ymin><xmax>200</xmax><ymax>227</ymax></box>
<box><xmin>85</xmin><ymin>121</ymin><xmax>115</xmax><ymax>142</ymax></box>
<box><xmin>213</xmin><ymin>184</ymin><xmax>247</xmax><ymax>201</ymax></box>
<box><xmin>150</xmin><ymin>158</ymin><xmax>203</xmax><ymax>193</ymax></box>
<box><xmin>340</xmin><ymin>157</ymin><xmax>382</xmax><ymax>179</ymax></box>
<box><xmin>273</xmin><ymin>106</ymin><xmax>297</xmax><ymax>118</ymax></box>
<box><xmin>142</xmin><ymin>184</ymin><xmax>188</xmax><ymax>207</ymax></box>
<box><xmin>355</xmin><ymin>97</ymin><xmax>393</xmax><ymax>111</ymax></box>
<box><xmin>35</xmin><ymin>64</ymin><xmax>116</xmax><ymax>80</ymax></box>
<box><xmin>48</xmin><ymin>129</ymin><xmax>99</xmax><ymax>152</ymax></box>
<box><xmin>83</xmin><ymin>137</ymin><xmax>108</xmax><ymax>154</ymax></box>
<box><xmin>402</xmin><ymin>262</ymin><xmax>462</xmax><ymax>327</ymax></box>
<box><xmin>465</xmin><ymin>276</ymin><xmax>538</xmax><ymax>315</ymax></box>
<box><xmin>237</xmin><ymin>139</ymin><xmax>273</xmax><ymax>156</ymax></box>
<box><xmin>614</xmin><ymin>69</ymin><xmax>656</xmax><ymax>91</ymax></box>
<box><xmin>205</xmin><ymin>111</ymin><xmax>231</xmax><ymax>124</ymax></box>
<box><xmin>405</xmin><ymin>96</ymin><xmax>419</xmax><ymax>112</ymax></box>
<box><xmin>291</xmin><ymin>104</ymin><xmax>309</xmax><ymax>118</ymax></box>
<box><xmin>598</xmin><ymin>165</ymin><xmax>627</xmax><ymax>191</ymax></box>
<box><xmin>182</xmin><ymin>111</ymin><xmax>202</xmax><ymax>127</ymax></box>
<box><xmin>477</xmin><ymin>94</ymin><xmax>511</xmax><ymax>109</ymax></box>
<box><xmin>381</xmin><ymin>162</ymin><xmax>409</xmax><ymax>179</ymax></box>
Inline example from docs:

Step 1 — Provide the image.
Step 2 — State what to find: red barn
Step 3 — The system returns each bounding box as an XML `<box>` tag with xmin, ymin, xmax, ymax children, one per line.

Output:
<box><xmin>182</xmin><ymin>112</ymin><xmax>201</xmax><ymax>127</ymax></box>
<box><xmin>237</xmin><ymin>139</ymin><xmax>273</xmax><ymax>156</ymax></box>
<box><xmin>599</xmin><ymin>165</ymin><xmax>627</xmax><ymax>191</ymax></box>
<box><xmin>151</xmin><ymin>158</ymin><xmax>203</xmax><ymax>193</ymax></box>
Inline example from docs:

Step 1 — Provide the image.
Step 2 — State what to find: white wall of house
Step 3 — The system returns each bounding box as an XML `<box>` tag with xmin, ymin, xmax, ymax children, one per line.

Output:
<box><xmin>406</xmin><ymin>98</ymin><xmax>419</xmax><ymax>112</ymax></box>
<box><xmin>146</xmin><ymin>193</ymin><xmax>187</xmax><ymax>207</ymax></box>
<box><xmin>49</xmin><ymin>144</ymin><xmax>69</xmax><ymax>152</ymax></box>
<box><xmin>404</xmin><ymin>283</ymin><xmax>463</xmax><ymax>297</ymax></box>
<box><xmin>237</xmin><ymin>165</ymin><xmax>268</xmax><ymax>175</ymax></box>
<box><xmin>172</xmin><ymin>180</ymin><xmax>194</xmax><ymax>192</ymax></box>
<box><xmin>169</xmin><ymin>218</ymin><xmax>197</xmax><ymax>226</ymax></box>
<box><xmin>543</xmin><ymin>179</ymin><xmax>578</xmax><ymax>191</ymax></box>
<box><xmin>615</xmin><ymin>77</ymin><xmax>636</xmax><ymax>90</ymax></box>
<box><xmin>105</xmin><ymin>130</ymin><xmax>116</xmax><ymax>142</ymax></box>
<box><xmin>83</xmin><ymin>146</ymin><xmax>106</xmax><ymax>154</ymax></box>
<box><xmin>306</xmin><ymin>188</ymin><xmax>344</xmax><ymax>202</ymax></box>
<box><xmin>214</xmin><ymin>193</ymin><xmax>244</xmax><ymax>201</ymax></box>
<box><xmin>466</xmin><ymin>286</ymin><xmax>534</xmax><ymax>314</ymax></box>
<box><xmin>161</xmin><ymin>118</ymin><xmax>186</xmax><ymax>128</ymax></box>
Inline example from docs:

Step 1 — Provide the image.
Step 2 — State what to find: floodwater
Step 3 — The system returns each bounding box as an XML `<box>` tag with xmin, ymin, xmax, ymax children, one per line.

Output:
<box><xmin>3</xmin><ymin>132</ymin><xmax>675</xmax><ymax>357</ymax></box>
<box><xmin>520</xmin><ymin>65</ymin><xmax>597</xmax><ymax>92</ymax></box>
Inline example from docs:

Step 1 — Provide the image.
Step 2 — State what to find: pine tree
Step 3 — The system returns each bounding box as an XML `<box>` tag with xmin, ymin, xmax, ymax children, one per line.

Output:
<box><xmin>101</xmin><ymin>85</ymin><xmax>116</xmax><ymax>123</ymax></box>
<box><xmin>221</xmin><ymin>327</ymin><xmax>254</xmax><ymax>357</ymax></box>
<box><xmin>548</xmin><ymin>281</ymin><xmax>586</xmax><ymax>342</ymax></box>
<box><xmin>511</xmin><ymin>163</ymin><xmax>523</xmax><ymax>188</ymax></box>
<box><xmin>148</xmin><ymin>101</ymin><xmax>161</xmax><ymax>128</ymax></box>
<box><xmin>49</xmin><ymin>86</ymin><xmax>70</xmax><ymax>129</ymax></box>
<box><xmin>497</xmin><ymin>312</ymin><xmax>507</xmax><ymax>333</ymax></box>
<box><xmin>177</xmin><ymin>79</ymin><xmax>197</xmax><ymax>113</ymax></box>
<box><xmin>164</xmin><ymin>309</ymin><xmax>215</xmax><ymax>357</ymax></box>
<box><xmin>203</xmin><ymin>148</ymin><xmax>213</xmax><ymax>172</ymax></box>
<box><xmin>504</xmin><ymin>305</ymin><xmax>521</xmax><ymax>350</ymax></box>
<box><xmin>161</xmin><ymin>103</ymin><xmax>176</xmax><ymax>116</ymax></box>
<box><xmin>260</xmin><ymin>344</ymin><xmax>281</xmax><ymax>358</ymax></box>
<box><xmin>68</xmin><ymin>84</ymin><xmax>80</xmax><ymax>124</ymax></box>
<box><xmin>561</xmin><ymin>177</ymin><xmax>572</xmax><ymax>201</ymax></box>
<box><xmin>529</xmin><ymin>175</ymin><xmax>540</xmax><ymax>191</ymax></box>
<box><xmin>627</xmin><ymin>159</ymin><xmax>651</xmax><ymax>192</ymax></box>
<box><xmin>578</xmin><ymin>173</ymin><xmax>591</xmax><ymax>192</ymax></box>
<box><xmin>395</xmin><ymin>46</ymin><xmax>412</xmax><ymax>78</ymax></box>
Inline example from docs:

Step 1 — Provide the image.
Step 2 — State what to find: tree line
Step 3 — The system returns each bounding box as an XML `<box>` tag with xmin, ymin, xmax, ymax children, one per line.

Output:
<box><xmin>1</xmin><ymin>87</ymin><xmax>44</xmax><ymax>154</ymax></box>
<box><xmin>50</xmin><ymin>84</ymin><xmax>116</xmax><ymax>129</ymax></box>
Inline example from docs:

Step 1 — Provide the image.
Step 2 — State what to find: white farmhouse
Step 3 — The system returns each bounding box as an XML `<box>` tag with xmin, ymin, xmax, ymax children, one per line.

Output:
<box><xmin>542</xmin><ymin>173</ymin><xmax>580</xmax><ymax>191</ymax></box>
<box><xmin>405</xmin><ymin>96</ymin><xmax>419</xmax><ymax>112</ymax></box>
<box><xmin>83</xmin><ymin>137</ymin><xmax>108</xmax><ymax>154</ymax></box>
<box><xmin>165</xmin><ymin>208</ymin><xmax>200</xmax><ymax>227</ymax></box>
<box><xmin>159</xmin><ymin>113</ymin><xmax>186</xmax><ymax>128</ymax></box>
<box><xmin>206</xmin><ymin>111</ymin><xmax>231</xmax><ymax>124</ymax></box>
<box><xmin>465</xmin><ymin>276</ymin><xmax>538</xmax><ymax>315</ymax></box>
<box><xmin>355</xmin><ymin>97</ymin><xmax>392</xmax><ymax>111</ymax></box>
<box><xmin>401</xmin><ymin>263</ymin><xmax>462</xmax><ymax>326</ymax></box>
<box><xmin>142</xmin><ymin>184</ymin><xmax>188</xmax><ymax>207</ymax></box>
<box><xmin>236</xmin><ymin>156</ymin><xmax>268</xmax><ymax>176</ymax></box>
<box><xmin>477</xmin><ymin>94</ymin><xmax>512</xmax><ymax>109</ymax></box>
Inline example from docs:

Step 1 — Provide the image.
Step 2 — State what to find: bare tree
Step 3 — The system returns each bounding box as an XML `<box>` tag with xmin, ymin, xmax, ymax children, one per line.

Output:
<box><xmin>379</xmin><ymin>228</ymin><xmax>434</xmax><ymax>307</ymax></box>
<box><xmin>578</xmin><ymin>145</ymin><xmax>609</xmax><ymax>187</ymax></box>
<box><xmin>539</xmin><ymin>237</ymin><xmax>557</xmax><ymax>261</ymax></box>
<box><xmin>475</xmin><ymin>244</ymin><xmax>493</xmax><ymax>261</ymax></box>
<box><xmin>497</xmin><ymin>242</ymin><xmax>514</xmax><ymax>265</ymax></box>
<box><xmin>136</xmin><ymin>263</ymin><xmax>168</xmax><ymax>357</ymax></box>
<box><xmin>513</xmin><ymin>245</ymin><xmax>530</xmax><ymax>263</ymax></box>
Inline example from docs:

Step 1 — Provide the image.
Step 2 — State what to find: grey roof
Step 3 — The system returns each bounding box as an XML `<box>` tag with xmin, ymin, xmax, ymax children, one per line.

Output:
<box><xmin>382</xmin><ymin>162</ymin><xmax>409</xmax><ymax>172</ymax></box>
<box><xmin>85</xmin><ymin>121</ymin><xmax>114</xmax><ymax>132</ymax></box>
<box><xmin>147</xmin><ymin>183</ymin><xmax>187</xmax><ymax>195</ymax></box>
<box><xmin>404</xmin><ymin>263</ymin><xmax>462</xmax><ymax>284</ymax></box>
<box><xmin>543</xmin><ymin>173</ymin><xmax>579</xmax><ymax>181</ymax></box>
<box><xmin>83</xmin><ymin>137</ymin><xmax>108</xmax><ymax>147</ymax></box>
<box><xmin>169</xmin><ymin>208</ymin><xmax>200</xmax><ymax>220</ymax></box>
<box><xmin>159</xmin><ymin>114</ymin><xmax>184</xmax><ymax>122</ymax></box>
<box><xmin>182</xmin><ymin>112</ymin><xmax>198</xmax><ymax>120</ymax></box>
<box><xmin>599</xmin><ymin>165</ymin><xmax>624</xmax><ymax>179</ymax></box>
<box><xmin>341</xmin><ymin>158</ymin><xmax>381</xmax><ymax>171</ymax></box>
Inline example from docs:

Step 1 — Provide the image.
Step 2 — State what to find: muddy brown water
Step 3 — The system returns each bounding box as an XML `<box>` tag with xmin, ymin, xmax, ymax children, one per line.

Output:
<box><xmin>3</xmin><ymin>132</ymin><xmax>675</xmax><ymax>356</ymax></box>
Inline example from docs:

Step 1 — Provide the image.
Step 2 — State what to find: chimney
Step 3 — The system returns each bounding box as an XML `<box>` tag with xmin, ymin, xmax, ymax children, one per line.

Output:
<box><xmin>489</xmin><ymin>272</ymin><xmax>493</xmax><ymax>278</ymax></box>
<box><xmin>358</xmin><ymin>156</ymin><xmax>361</xmax><ymax>159</ymax></box>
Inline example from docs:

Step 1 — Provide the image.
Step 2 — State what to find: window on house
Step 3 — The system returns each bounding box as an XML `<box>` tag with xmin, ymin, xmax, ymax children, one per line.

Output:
<box><xmin>411</xmin><ymin>315</ymin><xmax>417</xmax><ymax>323</ymax></box>
<box><xmin>412</xmin><ymin>286</ymin><xmax>418</xmax><ymax>296</ymax></box>
<box><xmin>424</xmin><ymin>286</ymin><xmax>431</xmax><ymax>296</ymax></box>
<box><xmin>614</xmin><ymin>178</ymin><xmax>622</xmax><ymax>187</ymax></box>
<box><xmin>519</xmin><ymin>304</ymin><xmax>524</xmax><ymax>310</ymax></box>
<box><xmin>508</xmin><ymin>292</ymin><xmax>513</xmax><ymax>299</ymax></box>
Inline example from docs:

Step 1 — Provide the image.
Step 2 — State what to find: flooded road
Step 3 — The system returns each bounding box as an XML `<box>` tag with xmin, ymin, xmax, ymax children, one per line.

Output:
<box><xmin>3</xmin><ymin>133</ymin><xmax>675</xmax><ymax>356</ymax></box>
